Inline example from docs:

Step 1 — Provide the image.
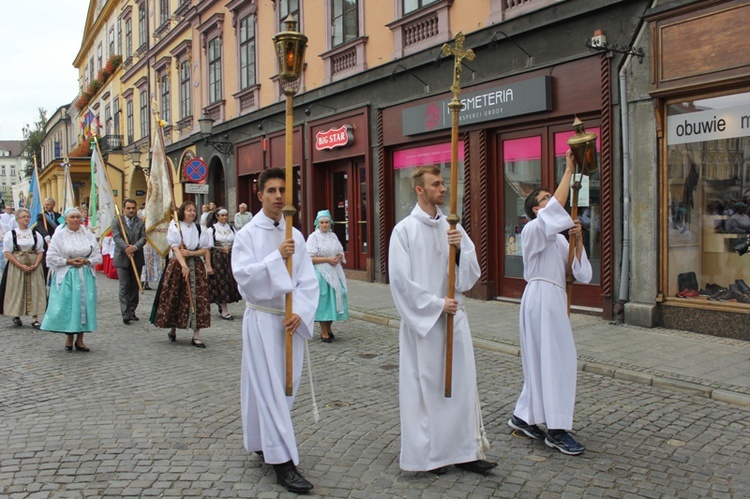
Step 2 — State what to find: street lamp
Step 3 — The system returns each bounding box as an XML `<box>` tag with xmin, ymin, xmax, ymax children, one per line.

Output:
<box><xmin>273</xmin><ymin>14</ymin><xmax>307</xmax><ymax>397</ymax></box>
<box><xmin>129</xmin><ymin>147</ymin><xmax>150</xmax><ymax>176</ymax></box>
<box><xmin>198</xmin><ymin>112</ymin><xmax>234</xmax><ymax>155</ymax></box>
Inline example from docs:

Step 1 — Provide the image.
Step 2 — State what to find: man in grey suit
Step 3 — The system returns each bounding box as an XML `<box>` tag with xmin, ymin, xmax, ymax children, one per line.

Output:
<box><xmin>111</xmin><ymin>198</ymin><xmax>146</xmax><ymax>324</ymax></box>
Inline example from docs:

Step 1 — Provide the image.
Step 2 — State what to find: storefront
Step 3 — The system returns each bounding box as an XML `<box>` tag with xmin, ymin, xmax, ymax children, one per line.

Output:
<box><xmin>380</xmin><ymin>56</ymin><xmax>615</xmax><ymax>312</ymax></box>
<box><xmin>307</xmin><ymin>107</ymin><xmax>372</xmax><ymax>280</ymax></box>
<box><xmin>648</xmin><ymin>0</ymin><xmax>750</xmax><ymax>338</ymax></box>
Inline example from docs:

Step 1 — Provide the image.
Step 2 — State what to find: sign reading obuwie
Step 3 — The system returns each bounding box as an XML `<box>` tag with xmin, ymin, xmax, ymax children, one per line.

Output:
<box><xmin>402</xmin><ymin>75</ymin><xmax>552</xmax><ymax>136</ymax></box>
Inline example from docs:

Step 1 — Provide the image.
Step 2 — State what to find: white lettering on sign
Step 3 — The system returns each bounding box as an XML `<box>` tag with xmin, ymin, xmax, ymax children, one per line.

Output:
<box><xmin>315</xmin><ymin>125</ymin><xmax>353</xmax><ymax>151</ymax></box>
<box><xmin>667</xmin><ymin>103</ymin><xmax>750</xmax><ymax>145</ymax></box>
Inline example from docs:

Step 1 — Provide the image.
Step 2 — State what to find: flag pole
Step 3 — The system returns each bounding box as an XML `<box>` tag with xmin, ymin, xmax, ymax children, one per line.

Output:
<box><xmin>440</xmin><ymin>33</ymin><xmax>474</xmax><ymax>398</ymax></box>
<box><xmin>92</xmin><ymin>136</ymin><xmax>144</xmax><ymax>293</ymax></box>
<box><xmin>152</xmin><ymin>103</ymin><xmax>194</xmax><ymax>313</ymax></box>
<box><xmin>32</xmin><ymin>155</ymin><xmax>48</xmax><ymax>234</ymax></box>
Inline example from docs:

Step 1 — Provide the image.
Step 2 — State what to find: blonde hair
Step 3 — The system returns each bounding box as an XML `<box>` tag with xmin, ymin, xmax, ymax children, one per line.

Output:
<box><xmin>411</xmin><ymin>165</ymin><xmax>442</xmax><ymax>189</ymax></box>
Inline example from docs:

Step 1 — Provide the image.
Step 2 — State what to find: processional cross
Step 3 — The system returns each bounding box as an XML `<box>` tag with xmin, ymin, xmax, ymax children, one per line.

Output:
<box><xmin>440</xmin><ymin>33</ymin><xmax>474</xmax><ymax>398</ymax></box>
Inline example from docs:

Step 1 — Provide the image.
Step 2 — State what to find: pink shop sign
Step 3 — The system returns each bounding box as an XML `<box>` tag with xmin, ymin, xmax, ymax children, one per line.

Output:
<box><xmin>393</xmin><ymin>141</ymin><xmax>464</xmax><ymax>169</ymax></box>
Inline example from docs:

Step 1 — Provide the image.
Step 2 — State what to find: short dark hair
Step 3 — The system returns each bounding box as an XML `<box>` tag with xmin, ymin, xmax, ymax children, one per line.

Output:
<box><xmin>177</xmin><ymin>200</ymin><xmax>197</xmax><ymax>221</ymax></box>
<box><xmin>258</xmin><ymin>167</ymin><xmax>285</xmax><ymax>192</ymax></box>
<box><xmin>123</xmin><ymin>198</ymin><xmax>137</xmax><ymax>208</ymax></box>
<box><xmin>524</xmin><ymin>187</ymin><xmax>548</xmax><ymax>220</ymax></box>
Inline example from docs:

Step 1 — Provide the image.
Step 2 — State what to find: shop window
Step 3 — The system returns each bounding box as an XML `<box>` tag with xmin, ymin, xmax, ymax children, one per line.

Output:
<box><xmin>392</xmin><ymin>142</ymin><xmax>464</xmax><ymax>223</ymax></box>
<box><xmin>666</xmin><ymin>91</ymin><xmax>750</xmax><ymax>302</ymax></box>
<box><xmin>502</xmin><ymin>136</ymin><xmax>541</xmax><ymax>279</ymax></box>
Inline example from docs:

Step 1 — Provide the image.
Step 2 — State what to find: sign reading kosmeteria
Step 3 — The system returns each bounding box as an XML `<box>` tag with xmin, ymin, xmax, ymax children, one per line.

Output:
<box><xmin>667</xmin><ymin>104</ymin><xmax>750</xmax><ymax>145</ymax></box>
<box><xmin>402</xmin><ymin>75</ymin><xmax>552</xmax><ymax>135</ymax></box>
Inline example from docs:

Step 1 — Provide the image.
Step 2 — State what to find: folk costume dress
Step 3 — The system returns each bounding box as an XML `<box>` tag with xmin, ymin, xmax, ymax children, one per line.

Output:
<box><xmin>150</xmin><ymin>220</ymin><xmax>212</xmax><ymax>331</ymax></box>
<box><xmin>514</xmin><ymin>196</ymin><xmax>592</xmax><ymax>430</ymax></box>
<box><xmin>306</xmin><ymin>213</ymin><xmax>349</xmax><ymax>322</ymax></box>
<box><xmin>0</xmin><ymin>228</ymin><xmax>46</xmax><ymax>319</ymax></box>
<box><xmin>231</xmin><ymin>211</ymin><xmax>319</xmax><ymax>466</ymax></box>
<box><xmin>388</xmin><ymin>204</ymin><xmax>490</xmax><ymax>472</ymax></box>
<box><xmin>41</xmin><ymin>225</ymin><xmax>102</xmax><ymax>333</ymax></box>
<box><xmin>207</xmin><ymin>221</ymin><xmax>242</xmax><ymax>305</ymax></box>
<box><xmin>140</xmin><ymin>243</ymin><xmax>164</xmax><ymax>284</ymax></box>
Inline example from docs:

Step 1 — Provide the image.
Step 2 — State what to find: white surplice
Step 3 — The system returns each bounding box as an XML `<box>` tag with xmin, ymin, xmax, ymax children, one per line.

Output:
<box><xmin>514</xmin><ymin>197</ymin><xmax>592</xmax><ymax>430</ymax></box>
<box><xmin>388</xmin><ymin>204</ymin><xmax>488</xmax><ymax>472</ymax></box>
<box><xmin>231</xmin><ymin>211</ymin><xmax>319</xmax><ymax>466</ymax></box>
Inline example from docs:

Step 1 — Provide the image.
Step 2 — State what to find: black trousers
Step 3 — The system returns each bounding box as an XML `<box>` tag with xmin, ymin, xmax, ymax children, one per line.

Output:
<box><xmin>116</xmin><ymin>265</ymin><xmax>142</xmax><ymax>320</ymax></box>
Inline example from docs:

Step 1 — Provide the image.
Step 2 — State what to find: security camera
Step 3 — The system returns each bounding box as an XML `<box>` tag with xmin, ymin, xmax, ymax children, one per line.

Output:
<box><xmin>304</xmin><ymin>107</ymin><xmax>311</xmax><ymax>116</ymax></box>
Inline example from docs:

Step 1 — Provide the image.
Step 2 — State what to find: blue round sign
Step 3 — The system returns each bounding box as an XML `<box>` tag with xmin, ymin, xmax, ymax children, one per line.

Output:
<box><xmin>184</xmin><ymin>158</ymin><xmax>208</xmax><ymax>183</ymax></box>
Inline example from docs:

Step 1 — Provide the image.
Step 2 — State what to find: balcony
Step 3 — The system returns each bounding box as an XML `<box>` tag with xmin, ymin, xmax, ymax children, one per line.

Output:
<box><xmin>99</xmin><ymin>135</ymin><xmax>124</xmax><ymax>152</ymax></box>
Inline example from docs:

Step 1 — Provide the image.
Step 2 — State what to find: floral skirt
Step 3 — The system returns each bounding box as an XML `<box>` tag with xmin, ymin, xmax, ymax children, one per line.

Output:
<box><xmin>207</xmin><ymin>247</ymin><xmax>241</xmax><ymax>305</ymax></box>
<box><xmin>140</xmin><ymin>243</ymin><xmax>164</xmax><ymax>283</ymax></box>
<box><xmin>150</xmin><ymin>256</ymin><xmax>210</xmax><ymax>330</ymax></box>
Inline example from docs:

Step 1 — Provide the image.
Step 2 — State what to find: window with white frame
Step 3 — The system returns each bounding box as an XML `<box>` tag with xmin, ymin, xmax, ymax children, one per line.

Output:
<box><xmin>126</xmin><ymin>99</ymin><xmax>134</xmax><ymax>143</ymax></box>
<box><xmin>138</xmin><ymin>4</ymin><xmax>147</xmax><ymax>49</ymax></box>
<box><xmin>125</xmin><ymin>18</ymin><xmax>132</xmax><ymax>58</ymax></box>
<box><xmin>113</xmin><ymin>97</ymin><xmax>121</xmax><ymax>135</ymax></box>
<box><xmin>140</xmin><ymin>90</ymin><xmax>149</xmax><ymax>138</ymax></box>
<box><xmin>180</xmin><ymin>60</ymin><xmax>191</xmax><ymax>119</ymax></box>
<box><xmin>208</xmin><ymin>37</ymin><xmax>222</xmax><ymax>104</ymax></box>
<box><xmin>89</xmin><ymin>57</ymin><xmax>95</xmax><ymax>83</ymax></box>
<box><xmin>97</xmin><ymin>43</ymin><xmax>103</xmax><ymax>73</ymax></box>
<box><xmin>239</xmin><ymin>15</ymin><xmax>256</xmax><ymax>90</ymax></box>
<box><xmin>279</xmin><ymin>0</ymin><xmax>299</xmax><ymax>30</ymax></box>
<box><xmin>332</xmin><ymin>0</ymin><xmax>358</xmax><ymax>47</ymax></box>
<box><xmin>403</xmin><ymin>0</ymin><xmax>438</xmax><ymax>14</ymax></box>
<box><xmin>160</xmin><ymin>74</ymin><xmax>171</xmax><ymax>125</ymax></box>
<box><xmin>109</xmin><ymin>28</ymin><xmax>115</xmax><ymax>58</ymax></box>
<box><xmin>160</xmin><ymin>0</ymin><xmax>170</xmax><ymax>26</ymax></box>
<box><xmin>104</xmin><ymin>104</ymin><xmax>112</xmax><ymax>135</ymax></box>
<box><xmin>117</xmin><ymin>18</ymin><xmax>122</xmax><ymax>55</ymax></box>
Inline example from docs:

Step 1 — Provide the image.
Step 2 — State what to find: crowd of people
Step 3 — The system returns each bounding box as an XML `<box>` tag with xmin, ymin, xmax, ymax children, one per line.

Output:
<box><xmin>1</xmin><ymin>153</ymin><xmax>592</xmax><ymax>493</ymax></box>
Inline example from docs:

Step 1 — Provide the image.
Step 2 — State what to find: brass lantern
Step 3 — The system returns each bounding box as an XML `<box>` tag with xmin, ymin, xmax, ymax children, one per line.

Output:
<box><xmin>273</xmin><ymin>15</ymin><xmax>308</xmax><ymax>96</ymax></box>
<box><xmin>566</xmin><ymin>117</ymin><xmax>598</xmax><ymax>176</ymax></box>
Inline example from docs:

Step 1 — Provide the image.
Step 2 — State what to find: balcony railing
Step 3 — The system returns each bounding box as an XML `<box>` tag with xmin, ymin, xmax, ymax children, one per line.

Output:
<box><xmin>99</xmin><ymin>135</ymin><xmax>124</xmax><ymax>152</ymax></box>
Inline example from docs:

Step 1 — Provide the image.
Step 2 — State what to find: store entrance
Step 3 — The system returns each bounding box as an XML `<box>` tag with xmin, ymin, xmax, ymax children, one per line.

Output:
<box><xmin>323</xmin><ymin>160</ymin><xmax>367</xmax><ymax>271</ymax></box>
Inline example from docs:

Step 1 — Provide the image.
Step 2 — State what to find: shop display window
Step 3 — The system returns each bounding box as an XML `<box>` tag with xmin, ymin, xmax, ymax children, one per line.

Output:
<box><xmin>393</xmin><ymin>142</ymin><xmax>464</xmax><ymax>223</ymax></box>
<box><xmin>666</xmin><ymin>91</ymin><xmax>750</xmax><ymax>303</ymax></box>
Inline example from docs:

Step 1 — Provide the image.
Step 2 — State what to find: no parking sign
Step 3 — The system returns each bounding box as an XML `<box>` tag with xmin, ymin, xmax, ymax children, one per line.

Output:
<box><xmin>184</xmin><ymin>158</ymin><xmax>208</xmax><ymax>183</ymax></box>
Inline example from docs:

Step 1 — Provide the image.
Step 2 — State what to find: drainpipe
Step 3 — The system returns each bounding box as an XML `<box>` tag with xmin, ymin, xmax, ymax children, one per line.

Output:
<box><xmin>618</xmin><ymin>2</ymin><xmax>658</xmax><ymax>307</ymax></box>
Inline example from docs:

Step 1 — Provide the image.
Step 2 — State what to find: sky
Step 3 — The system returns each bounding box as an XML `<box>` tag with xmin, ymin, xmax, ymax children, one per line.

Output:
<box><xmin>0</xmin><ymin>0</ymin><xmax>87</xmax><ymax>141</ymax></box>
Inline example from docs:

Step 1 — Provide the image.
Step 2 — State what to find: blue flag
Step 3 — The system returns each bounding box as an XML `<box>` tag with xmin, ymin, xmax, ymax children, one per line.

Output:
<box><xmin>28</xmin><ymin>165</ymin><xmax>42</xmax><ymax>230</ymax></box>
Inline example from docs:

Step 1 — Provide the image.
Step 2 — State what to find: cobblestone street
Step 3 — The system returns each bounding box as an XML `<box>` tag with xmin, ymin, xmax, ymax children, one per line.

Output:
<box><xmin>2</xmin><ymin>276</ymin><xmax>750</xmax><ymax>497</ymax></box>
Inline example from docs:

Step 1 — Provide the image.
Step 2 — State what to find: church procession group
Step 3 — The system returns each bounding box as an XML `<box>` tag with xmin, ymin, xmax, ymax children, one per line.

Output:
<box><xmin>3</xmin><ymin>141</ymin><xmax>590</xmax><ymax>493</ymax></box>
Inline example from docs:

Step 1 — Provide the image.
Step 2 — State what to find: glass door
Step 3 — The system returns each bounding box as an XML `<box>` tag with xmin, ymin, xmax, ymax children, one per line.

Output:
<box><xmin>332</xmin><ymin>166</ymin><xmax>353</xmax><ymax>266</ymax></box>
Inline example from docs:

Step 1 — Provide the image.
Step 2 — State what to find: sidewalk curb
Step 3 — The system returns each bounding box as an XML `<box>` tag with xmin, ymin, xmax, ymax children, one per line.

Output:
<box><xmin>349</xmin><ymin>308</ymin><xmax>750</xmax><ymax>408</ymax></box>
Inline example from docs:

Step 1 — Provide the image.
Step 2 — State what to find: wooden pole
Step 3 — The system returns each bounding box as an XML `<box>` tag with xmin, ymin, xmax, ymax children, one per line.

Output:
<box><xmin>440</xmin><ymin>33</ymin><xmax>474</xmax><ymax>398</ymax></box>
<box><xmin>566</xmin><ymin>177</ymin><xmax>581</xmax><ymax>316</ymax></box>
<box><xmin>282</xmin><ymin>93</ymin><xmax>296</xmax><ymax>396</ymax></box>
<box><xmin>92</xmin><ymin>136</ymin><xmax>144</xmax><ymax>294</ymax></box>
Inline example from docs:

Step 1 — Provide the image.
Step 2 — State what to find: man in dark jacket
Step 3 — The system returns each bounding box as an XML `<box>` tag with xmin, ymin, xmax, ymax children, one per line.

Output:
<box><xmin>111</xmin><ymin>198</ymin><xmax>146</xmax><ymax>324</ymax></box>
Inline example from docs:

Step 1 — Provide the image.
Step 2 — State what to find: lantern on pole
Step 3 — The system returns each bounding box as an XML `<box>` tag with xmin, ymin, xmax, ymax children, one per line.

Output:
<box><xmin>565</xmin><ymin>117</ymin><xmax>598</xmax><ymax>315</ymax></box>
<box><xmin>273</xmin><ymin>15</ymin><xmax>307</xmax><ymax>396</ymax></box>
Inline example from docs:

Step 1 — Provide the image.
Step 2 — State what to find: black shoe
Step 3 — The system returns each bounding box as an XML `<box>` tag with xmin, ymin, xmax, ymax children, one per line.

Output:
<box><xmin>130</xmin><ymin>315</ymin><xmax>140</xmax><ymax>321</ymax></box>
<box><xmin>427</xmin><ymin>466</ymin><xmax>448</xmax><ymax>475</ymax></box>
<box><xmin>123</xmin><ymin>318</ymin><xmax>131</xmax><ymax>325</ymax></box>
<box><xmin>737</xmin><ymin>279</ymin><xmax>750</xmax><ymax>294</ymax></box>
<box><xmin>143</xmin><ymin>283</ymin><xmax>152</xmax><ymax>290</ymax></box>
<box><xmin>508</xmin><ymin>415</ymin><xmax>546</xmax><ymax>440</ymax></box>
<box><xmin>65</xmin><ymin>345</ymin><xmax>73</xmax><ymax>351</ymax></box>
<box><xmin>321</xmin><ymin>335</ymin><xmax>333</xmax><ymax>343</ymax></box>
<box><xmin>274</xmin><ymin>462</ymin><xmax>314</xmax><ymax>493</ymax></box>
<box><xmin>254</xmin><ymin>450</ymin><xmax>264</xmax><ymax>457</ymax></box>
<box><xmin>455</xmin><ymin>460</ymin><xmax>497</xmax><ymax>474</ymax></box>
<box><xmin>168</xmin><ymin>331</ymin><xmax>176</xmax><ymax>342</ymax></box>
<box><xmin>12</xmin><ymin>317</ymin><xmax>22</xmax><ymax>327</ymax></box>
<box><xmin>191</xmin><ymin>338</ymin><xmax>206</xmax><ymax>348</ymax></box>
<box><xmin>74</xmin><ymin>343</ymin><xmax>90</xmax><ymax>352</ymax></box>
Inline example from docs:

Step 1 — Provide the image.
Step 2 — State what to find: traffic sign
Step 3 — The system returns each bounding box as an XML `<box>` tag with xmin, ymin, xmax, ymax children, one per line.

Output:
<box><xmin>184</xmin><ymin>158</ymin><xmax>208</xmax><ymax>183</ymax></box>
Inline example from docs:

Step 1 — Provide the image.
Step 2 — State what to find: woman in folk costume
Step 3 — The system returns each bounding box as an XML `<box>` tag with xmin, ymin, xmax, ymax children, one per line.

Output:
<box><xmin>41</xmin><ymin>207</ymin><xmax>102</xmax><ymax>352</ymax></box>
<box><xmin>150</xmin><ymin>200</ymin><xmax>213</xmax><ymax>348</ymax></box>
<box><xmin>0</xmin><ymin>208</ymin><xmax>46</xmax><ymax>329</ymax></box>
<box><xmin>306</xmin><ymin>210</ymin><xmax>348</xmax><ymax>342</ymax></box>
<box><xmin>207</xmin><ymin>207</ymin><xmax>241</xmax><ymax>320</ymax></box>
<box><xmin>138</xmin><ymin>204</ymin><xmax>163</xmax><ymax>290</ymax></box>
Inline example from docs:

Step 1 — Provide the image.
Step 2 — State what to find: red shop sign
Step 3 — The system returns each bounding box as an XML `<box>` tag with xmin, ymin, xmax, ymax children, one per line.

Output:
<box><xmin>315</xmin><ymin>125</ymin><xmax>353</xmax><ymax>151</ymax></box>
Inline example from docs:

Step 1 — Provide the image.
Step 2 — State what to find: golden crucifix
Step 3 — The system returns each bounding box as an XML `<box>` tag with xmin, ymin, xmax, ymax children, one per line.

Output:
<box><xmin>440</xmin><ymin>32</ymin><xmax>474</xmax><ymax>398</ymax></box>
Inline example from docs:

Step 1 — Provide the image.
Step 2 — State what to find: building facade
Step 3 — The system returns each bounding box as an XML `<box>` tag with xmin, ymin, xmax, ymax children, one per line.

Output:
<box><xmin>0</xmin><ymin>141</ymin><xmax>27</xmax><ymax>208</ymax></box>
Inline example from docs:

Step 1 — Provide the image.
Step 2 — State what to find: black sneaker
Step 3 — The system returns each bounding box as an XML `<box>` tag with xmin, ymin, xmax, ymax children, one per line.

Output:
<box><xmin>545</xmin><ymin>431</ymin><xmax>585</xmax><ymax>455</ymax></box>
<box><xmin>508</xmin><ymin>415</ymin><xmax>546</xmax><ymax>440</ymax></box>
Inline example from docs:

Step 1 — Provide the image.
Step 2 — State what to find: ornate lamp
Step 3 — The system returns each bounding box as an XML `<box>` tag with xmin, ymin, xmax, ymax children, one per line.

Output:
<box><xmin>198</xmin><ymin>111</ymin><xmax>234</xmax><ymax>155</ymax></box>
<box><xmin>273</xmin><ymin>14</ymin><xmax>307</xmax><ymax>397</ymax></box>
<box><xmin>564</xmin><ymin>117</ymin><xmax>598</xmax><ymax>314</ymax></box>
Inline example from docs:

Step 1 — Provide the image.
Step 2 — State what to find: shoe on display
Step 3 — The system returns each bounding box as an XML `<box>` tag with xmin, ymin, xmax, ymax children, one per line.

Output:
<box><xmin>545</xmin><ymin>431</ymin><xmax>585</xmax><ymax>456</ymax></box>
<box><xmin>736</xmin><ymin>293</ymin><xmax>750</xmax><ymax>304</ymax></box>
<box><xmin>676</xmin><ymin>288</ymin><xmax>699</xmax><ymax>298</ymax></box>
<box><xmin>713</xmin><ymin>289</ymin><xmax>738</xmax><ymax>301</ymax></box>
<box><xmin>508</xmin><ymin>415</ymin><xmax>547</xmax><ymax>440</ymax></box>
<box><xmin>736</xmin><ymin>279</ymin><xmax>750</xmax><ymax>294</ymax></box>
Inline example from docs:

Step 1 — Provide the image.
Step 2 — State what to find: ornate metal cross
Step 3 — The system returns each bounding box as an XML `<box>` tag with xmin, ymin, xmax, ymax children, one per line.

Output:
<box><xmin>441</xmin><ymin>32</ymin><xmax>475</xmax><ymax>99</ymax></box>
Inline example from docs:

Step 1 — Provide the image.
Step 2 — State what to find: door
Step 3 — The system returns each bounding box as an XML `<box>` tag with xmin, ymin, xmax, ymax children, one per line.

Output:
<box><xmin>329</xmin><ymin>161</ymin><xmax>367</xmax><ymax>271</ymax></box>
